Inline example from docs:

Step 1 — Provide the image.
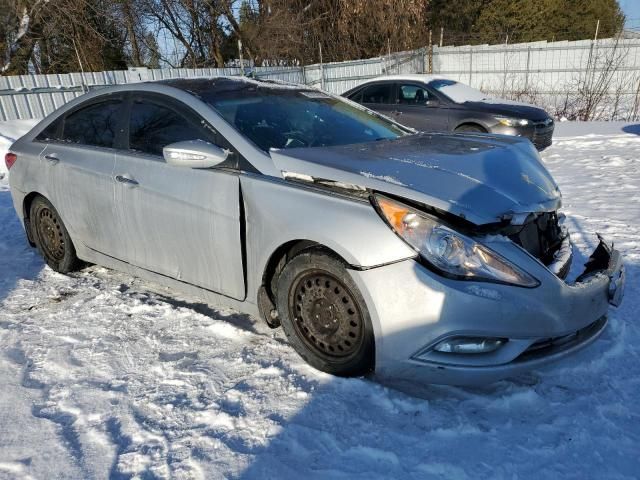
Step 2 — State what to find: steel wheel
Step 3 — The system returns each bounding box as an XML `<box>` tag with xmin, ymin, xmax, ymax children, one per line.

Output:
<box><xmin>35</xmin><ymin>206</ymin><xmax>66</xmax><ymax>261</ymax></box>
<box><xmin>289</xmin><ymin>271</ymin><xmax>365</xmax><ymax>359</ymax></box>
<box><xmin>277</xmin><ymin>251</ymin><xmax>374</xmax><ymax>376</ymax></box>
<box><xmin>30</xmin><ymin>196</ymin><xmax>81</xmax><ymax>273</ymax></box>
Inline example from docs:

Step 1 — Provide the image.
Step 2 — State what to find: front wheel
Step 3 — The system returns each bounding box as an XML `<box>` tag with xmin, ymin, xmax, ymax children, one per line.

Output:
<box><xmin>30</xmin><ymin>196</ymin><xmax>81</xmax><ymax>273</ymax></box>
<box><xmin>276</xmin><ymin>251</ymin><xmax>375</xmax><ymax>376</ymax></box>
<box><xmin>455</xmin><ymin>124</ymin><xmax>486</xmax><ymax>133</ymax></box>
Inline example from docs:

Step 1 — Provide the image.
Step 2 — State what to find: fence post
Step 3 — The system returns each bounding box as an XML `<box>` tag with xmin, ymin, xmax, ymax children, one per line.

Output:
<box><xmin>428</xmin><ymin>30</ymin><xmax>433</xmax><ymax>73</ymax></box>
<box><xmin>318</xmin><ymin>43</ymin><xmax>324</xmax><ymax>90</ymax></box>
<box><xmin>440</xmin><ymin>27</ymin><xmax>444</xmax><ymax>48</ymax></box>
<box><xmin>502</xmin><ymin>34</ymin><xmax>509</xmax><ymax>97</ymax></box>
<box><xmin>387</xmin><ymin>38</ymin><xmax>391</xmax><ymax>74</ymax></box>
<box><xmin>632</xmin><ymin>76</ymin><xmax>640</xmax><ymax>121</ymax></box>
<box><xmin>469</xmin><ymin>46</ymin><xmax>473</xmax><ymax>85</ymax></box>
<box><xmin>72</xmin><ymin>39</ymin><xmax>88</xmax><ymax>93</ymax></box>
<box><xmin>525</xmin><ymin>46</ymin><xmax>531</xmax><ymax>92</ymax></box>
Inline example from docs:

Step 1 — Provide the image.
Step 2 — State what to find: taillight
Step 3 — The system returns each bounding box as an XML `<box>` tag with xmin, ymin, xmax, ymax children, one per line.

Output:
<box><xmin>5</xmin><ymin>152</ymin><xmax>17</xmax><ymax>170</ymax></box>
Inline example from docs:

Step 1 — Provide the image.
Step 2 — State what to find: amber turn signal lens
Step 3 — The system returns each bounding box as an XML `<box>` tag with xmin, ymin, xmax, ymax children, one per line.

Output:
<box><xmin>377</xmin><ymin>196</ymin><xmax>410</xmax><ymax>231</ymax></box>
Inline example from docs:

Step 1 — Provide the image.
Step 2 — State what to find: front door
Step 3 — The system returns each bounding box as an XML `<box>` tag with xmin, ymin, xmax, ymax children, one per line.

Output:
<box><xmin>113</xmin><ymin>93</ymin><xmax>245</xmax><ymax>300</ymax></box>
<box><xmin>394</xmin><ymin>83</ymin><xmax>449</xmax><ymax>132</ymax></box>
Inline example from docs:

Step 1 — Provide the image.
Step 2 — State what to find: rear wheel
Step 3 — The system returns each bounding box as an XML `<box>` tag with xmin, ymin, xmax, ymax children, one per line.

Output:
<box><xmin>455</xmin><ymin>124</ymin><xmax>486</xmax><ymax>133</ymax></box>
<box><xmin>30</xmin><ymin>196</ymin><xmax>81</xmax><ymax>273</ymax></box>
<box><xmin>276</xmin><ymin>251</ymin><xmax>374</xmax><ymax>376</ymax></box>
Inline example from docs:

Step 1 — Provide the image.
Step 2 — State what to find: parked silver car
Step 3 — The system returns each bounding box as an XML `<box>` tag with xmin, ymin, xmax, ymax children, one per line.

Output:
<box><xmin>5</xmin><ymin>77</ymin><xmax>625</xmax><ymax>385</ymax></box>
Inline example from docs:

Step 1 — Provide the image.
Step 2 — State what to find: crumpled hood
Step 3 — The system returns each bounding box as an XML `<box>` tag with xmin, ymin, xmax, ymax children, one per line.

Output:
<box><xmin>270</xmin><ymin>133</ymin><xmax>562</xmax><ymax>225</ymax></box>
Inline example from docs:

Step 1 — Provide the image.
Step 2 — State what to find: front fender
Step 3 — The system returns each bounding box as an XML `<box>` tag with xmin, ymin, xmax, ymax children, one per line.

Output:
<box><xmin>240</xmin><ymin>175</ymin><xmax>416</xmax><ymax>301</ymax></box>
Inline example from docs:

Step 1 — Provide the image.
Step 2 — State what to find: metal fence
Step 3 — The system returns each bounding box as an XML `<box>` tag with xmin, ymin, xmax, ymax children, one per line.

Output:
<box><xmin>433</xmin><ymin>38</ymin><xmax>640</xmax><ymax>119</ymax></box>
<box><xmin>0</xmin><ymin>66</ymin><xmax>304</xmax><ymax>122</ymax></box>
<box><xmin>2</xmin><ymin>37</ymin><xmax>640</xmax><ymax>121</ymax></box>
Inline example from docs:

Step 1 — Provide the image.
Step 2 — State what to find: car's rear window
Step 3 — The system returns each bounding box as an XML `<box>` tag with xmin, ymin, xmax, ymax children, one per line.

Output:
<box><xmin>201</xmin><ymin>84</ymin><xmax>406</xmax><ymax>151</ymax></box>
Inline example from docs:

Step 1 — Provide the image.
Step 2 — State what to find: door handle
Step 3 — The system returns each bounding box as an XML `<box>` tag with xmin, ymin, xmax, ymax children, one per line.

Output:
<box><xmin>115</xmin><ymin>174</ymin><xmax>139</xmax><ymax>186</ymax></box>
<box><xmin>44</xmin><ymin>154</ymin><xmax>60</xmax><ymax>164</ymax></box>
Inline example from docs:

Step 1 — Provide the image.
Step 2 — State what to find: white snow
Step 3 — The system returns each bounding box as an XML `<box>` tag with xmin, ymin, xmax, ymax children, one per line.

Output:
<box><xmin>1</xmin><ymin>120</ymin><xmax>639</xmax><ymax>478</ymax></box>
<box><xmin>359</xmin><ymin>171</ymin><xmax>406</xmax><ymax>186</ymax></box>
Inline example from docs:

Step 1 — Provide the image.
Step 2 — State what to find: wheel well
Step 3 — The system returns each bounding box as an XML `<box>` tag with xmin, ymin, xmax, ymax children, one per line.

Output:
<box><xmin>258</xmin><ymin>240</ymin><xmax>349</xmax><ymax>326</ymax></box>
<box><xmin>455</xmin><ymin>122</ymin><xmax>487</xmax><ymax>133</ymax></box>
<box><xmin>22</xmin><ymin>191</ymin><xmax>44</xmax><ymax>246</ymax></box>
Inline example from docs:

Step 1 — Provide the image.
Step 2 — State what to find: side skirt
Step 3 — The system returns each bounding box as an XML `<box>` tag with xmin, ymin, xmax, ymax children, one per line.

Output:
<box><xmin>74</xmin><ymin>243</ymin><xmax>260</xmax><ymax>319</ymax></box>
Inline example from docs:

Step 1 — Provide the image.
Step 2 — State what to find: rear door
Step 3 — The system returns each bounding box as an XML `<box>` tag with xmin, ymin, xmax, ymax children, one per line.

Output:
<box><xmin>354</xmin><ymin>82</ymin><xmax>397</xmax><ymax>118</ymax></box>
<box><xmin>37</xmin><ymin>95</ymin><xmax>124</xmax><ymax>256</ymax></box>
<box><xmin>113</xmin><ymin>92</ymin><xmax>245</xmax><ymax>300</ymax></box>
<box><xmin>393</xmin><ymin>83</ymin><xmax>449</xmax><ymax>132</ymax></box>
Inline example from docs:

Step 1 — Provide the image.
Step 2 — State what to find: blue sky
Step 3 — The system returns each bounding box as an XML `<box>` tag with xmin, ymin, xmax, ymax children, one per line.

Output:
<box><xmin>620</xmin><ymin>0</ymin><xmax>640</xmax><ymax>25</ymax></box>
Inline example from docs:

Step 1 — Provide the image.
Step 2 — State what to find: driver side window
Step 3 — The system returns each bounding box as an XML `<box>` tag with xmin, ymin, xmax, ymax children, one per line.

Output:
<box><xmin>398</xmin><ymin>84</ymin><xmax>429</xmax><ymax>105</ymax></box>
<box><xmin>128</xmin><ymin>98</ymin><xmax>215</xmax><ymax>157</ymax></box>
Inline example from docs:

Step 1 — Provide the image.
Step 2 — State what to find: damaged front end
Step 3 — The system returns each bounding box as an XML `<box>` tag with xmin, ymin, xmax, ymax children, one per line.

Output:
<box><xmin>492</xmin><ymin>211</ymin><xmax>625</xmax><ymax>307</ymax></box>
<box><xmin>497</xmin><ymin>211</ymin><xmax>573</xmax><ymax>279</ymax></box>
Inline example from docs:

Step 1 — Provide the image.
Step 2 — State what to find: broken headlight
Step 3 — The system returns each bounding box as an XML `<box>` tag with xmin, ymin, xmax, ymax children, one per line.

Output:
<box><xmin>374</xmin><ymin>195</ymin><xmax>539</xmax><ymax>287</ymax></box>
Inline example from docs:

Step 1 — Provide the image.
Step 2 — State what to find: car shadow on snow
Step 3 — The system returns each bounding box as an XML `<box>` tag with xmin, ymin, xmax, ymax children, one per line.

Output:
<box><xmin>0</xmin><ymin>188</ymin><xmax>43</xmax><ymax>309</ymax></box>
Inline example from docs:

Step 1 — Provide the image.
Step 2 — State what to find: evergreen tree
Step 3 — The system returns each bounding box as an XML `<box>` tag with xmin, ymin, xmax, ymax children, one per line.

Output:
<box><xmin>428</xmin><ymin>0</ymin><xmax>625</xmax><ymax>45</ymax></box>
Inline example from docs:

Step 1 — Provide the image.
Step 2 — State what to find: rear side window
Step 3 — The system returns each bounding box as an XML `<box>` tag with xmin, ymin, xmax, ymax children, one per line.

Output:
<box><xmin>36</xmin><ymin>118</ymin><xmax>63</xmax><ymax>142</ymax></box>
<box><xmin>361</xmin><ymin>84</ymin><xmax>393</xmax><ymax>104</ymax></box>
<box><xmin>347</xmin><ymin>89</ymin><xmax>363</xmax><ymax>102</ymax></box>
<box><xmin>128</xmin><ymin>99</ymin><xmax>214</xmax><ymax>157</ymax></box>
<box><xmin>62</xmin><ymin>100</ymin><xmax>122</xmax><ymax>148</ymax></box>
<box><xmin>398</xmin><ymin>84</ymin><xmax>429</xmax><ymax>105</ymax></box>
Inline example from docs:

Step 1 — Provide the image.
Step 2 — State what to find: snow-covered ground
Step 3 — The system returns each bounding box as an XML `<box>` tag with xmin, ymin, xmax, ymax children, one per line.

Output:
<box><xmin>1</xmin><ymin>120</ymin><xmax>639</xmax><ymax>479</ymax></box>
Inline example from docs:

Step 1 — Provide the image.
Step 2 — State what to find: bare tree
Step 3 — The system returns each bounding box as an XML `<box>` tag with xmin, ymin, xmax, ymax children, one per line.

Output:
<box><xmin>575</xmin><ymin>34</ymin><xmax>628</xmax><ymax>121</ymax></box>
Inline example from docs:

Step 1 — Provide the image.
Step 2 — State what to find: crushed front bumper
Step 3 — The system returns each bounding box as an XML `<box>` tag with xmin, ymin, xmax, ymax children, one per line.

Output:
<box><xmin>350</xmin><ymin>235</ymin><xmax>624</xmax><ymax>386</ymax></box>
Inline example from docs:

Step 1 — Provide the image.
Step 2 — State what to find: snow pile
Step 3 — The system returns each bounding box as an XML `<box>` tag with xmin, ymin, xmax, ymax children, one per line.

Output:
<box><xmin>0</xmin><ymin>120</ymin><xmax>639</xmax><ymax>478</ymax></box>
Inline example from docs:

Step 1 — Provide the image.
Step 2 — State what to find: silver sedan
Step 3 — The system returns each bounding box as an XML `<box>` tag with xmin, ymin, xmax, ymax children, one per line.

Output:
<box><xmin>5</xmin><ymin>77</ymin><xmax>625</xmax><ymax>385</ymax></box>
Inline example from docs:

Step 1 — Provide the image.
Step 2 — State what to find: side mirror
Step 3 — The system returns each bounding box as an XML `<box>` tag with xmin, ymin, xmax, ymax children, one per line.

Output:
<box><xmin>426</xmin><ymin>99</ymin><xmax>440</xmax><ymax>108</ymax></box>
<box><xmin>163</xmin><ymin>140</ymin><xmax>229</xmax><ymax>168</ymax></box>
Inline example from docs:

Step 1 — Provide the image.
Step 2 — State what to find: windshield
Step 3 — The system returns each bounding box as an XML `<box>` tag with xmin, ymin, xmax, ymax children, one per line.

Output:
<box><xmin>206</xmin><ymin>88</ymin><xmax>406</xmax><ymax>151</ymax></box>
<box><xmin>428</xmin><ymin>79</ymin><xmax>488</xmax><ymax>104</ymax></box>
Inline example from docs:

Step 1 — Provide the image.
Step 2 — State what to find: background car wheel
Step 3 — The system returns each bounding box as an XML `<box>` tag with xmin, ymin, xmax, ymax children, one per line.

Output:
<box><xmin>455</xmin><ymin>124</ymin><xmax>486</xmax><ymax>133</ymax></box>
<box><xmin>276</xmin><ymin>250</ymin><xmax>375</xmax><ymax>376</ymax></box>
<box><xmin>30</xmin><ymin>196</ymin><xmax>81</xmax><ymax>273</ymax></box>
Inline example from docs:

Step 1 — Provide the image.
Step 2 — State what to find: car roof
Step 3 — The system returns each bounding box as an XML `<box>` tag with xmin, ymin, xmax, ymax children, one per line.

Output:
<box><xmin>155</xmin><ymin>76</ymin><xmax>314</xmax><ymax>97</ymax></box>
<box><xmin>358</xmin><ymin>74</ymin><xmax>452</xmax><ymax>85</ymax></box>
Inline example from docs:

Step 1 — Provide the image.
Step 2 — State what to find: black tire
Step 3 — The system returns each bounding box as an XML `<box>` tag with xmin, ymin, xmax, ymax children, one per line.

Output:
<box><xmin>455</xmin><ymin>124</ymin><xmax>486</xmax><ymax>133</ymax></box>
<box><xmin>276</xmin><ymin>251</ymin><xmax>374</xmax><ymax>376</ymax></box>
<box><xmin>30</xmin><ymin>196</ymin><xmax>81</xmax><ymax>273</ymax></box>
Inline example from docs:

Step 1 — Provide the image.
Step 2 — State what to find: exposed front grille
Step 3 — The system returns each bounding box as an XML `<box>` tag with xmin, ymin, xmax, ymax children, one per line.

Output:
<box><xmin>508</xmin><ymin>212</ymin><xmax>564</xmax><ymax>266</ymax></box>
